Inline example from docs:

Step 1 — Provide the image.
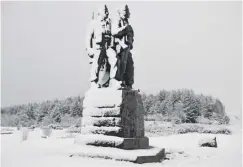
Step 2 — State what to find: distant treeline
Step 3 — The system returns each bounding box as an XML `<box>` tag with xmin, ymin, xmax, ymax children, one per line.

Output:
<box><xmin>142</xmin><ymin>89</ymin><xmax>229</xmax><ymax>124</ymax></box>
<box><xmin>1</xmin><ymin>96</ymin><xmax>84</xmax><ymax>127</ymax></box>
<box><xmin>1</xmin><ymin>89</ymin><xmax>229</xmax><ymax>127</ymax></box>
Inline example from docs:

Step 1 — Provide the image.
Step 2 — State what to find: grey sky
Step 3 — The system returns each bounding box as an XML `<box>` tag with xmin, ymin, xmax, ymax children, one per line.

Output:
<box><xmin>1</xmin><ymin>1</ymin><xmax>242</xmax><ymax>113</ymax></box>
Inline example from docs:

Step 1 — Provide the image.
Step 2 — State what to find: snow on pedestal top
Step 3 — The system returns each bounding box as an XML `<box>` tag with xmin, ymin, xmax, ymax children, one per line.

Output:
<box><xmin>83</xmin><ymin>88</ymin><xmax>123</xmax><ymax>108</ymax></box>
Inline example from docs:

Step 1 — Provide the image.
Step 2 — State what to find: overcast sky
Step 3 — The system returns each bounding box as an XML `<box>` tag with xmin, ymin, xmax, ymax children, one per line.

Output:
<box><xmin>1</xmin><ymin>1</ymin><xmax>242</xmax><ymax>113</ymax></box>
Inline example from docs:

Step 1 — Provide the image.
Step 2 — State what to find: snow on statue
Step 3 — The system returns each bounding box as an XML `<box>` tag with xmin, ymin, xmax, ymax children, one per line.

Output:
<box><xmin>112</xmin><ymin>5</ymin><xmax>134</xmax><ymax>89</ymax></box>
<box><xmin>85</xmin><ymin>5</ymin><xmax>134</xmax><ymax>90</ymax></box>
<box><xmin>85</xmin><ymin>5</ymin><xmax>120</xmax><ymax>89</ymax></box>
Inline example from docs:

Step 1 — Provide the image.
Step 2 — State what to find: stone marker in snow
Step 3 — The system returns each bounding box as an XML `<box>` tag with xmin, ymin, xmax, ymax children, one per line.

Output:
<box><xmin>74</xmin><ymin>5</ymin><xmax>165</xmax><ymax>164</ymax></box>
<box><xmin>80</xmin><ymin>88</ymin><xmax>149</xmax><ymax>149</ymax></box>
<box><xmin>75</xmin><ymin>89</ymin><xmax>166</xmax><ymax>163</ymax></box>
<box><xmin>198</xmin><ymin>137</ymin><xmax>217</xmax><ymax>148</ymax></box>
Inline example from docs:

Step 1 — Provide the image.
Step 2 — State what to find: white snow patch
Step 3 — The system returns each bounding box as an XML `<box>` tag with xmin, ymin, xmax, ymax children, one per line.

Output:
<box><xmin>82</xmin><ymin>107</ymin><xmax>120</xmax><ymax>117</ymax></box>
<box><xmin>70</xmin><ymin>144</ymin><xmax>163</xmax><ymax>161</ymax></box>
<box><xmin>81</xmin><ymin>126</ymin><xmax>121</xmax><ymax>135</ymax></box>
<box><xmin>82</xmin><ymin>117</ymin><xmax>121</xmax><ymax>126</ymax></box>
<box><xmin>83</xmin><ymin>88</ymin><xmax>122</xmax><ymax>108</ymax></box>
<box><xmin>75</xmin><ymin>134</ymin><xmax>124</xmax><ymax>146</ymax></box>
<box><xmin>1</xmin><ymin>117</ymin><xmax>242</xmax><ymax>167</ymax></box>
<box><xmin>198</xmin><ymin>137</ymin><xmax>217</xmax><ymax>147</ymax></box>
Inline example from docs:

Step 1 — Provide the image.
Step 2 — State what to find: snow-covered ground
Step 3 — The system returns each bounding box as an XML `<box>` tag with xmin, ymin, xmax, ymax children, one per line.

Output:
<box><xmin>1</xmin><ymin>116</ymin><xmax>242</xmax><ymax>167</ymax></box>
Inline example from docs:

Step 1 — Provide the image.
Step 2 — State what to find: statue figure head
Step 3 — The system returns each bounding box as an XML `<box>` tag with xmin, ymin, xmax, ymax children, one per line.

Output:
<box><xmin>118</xmin><ymin>5</ymin><xmax>130</xmax><ymax>20</ymax></box>
<box><xmin>97</xmin><ymin>5</ymin><xmax>109</xmax><ymax>22</ymax></box>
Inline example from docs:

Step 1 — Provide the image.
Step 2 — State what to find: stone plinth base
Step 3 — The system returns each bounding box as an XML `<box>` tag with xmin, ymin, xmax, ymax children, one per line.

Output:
<box><xmin>81</xmin><ymin>88</ymin><xmax>149</xmax><ymax>149</ymax></box>
<box><xmin>82</xmin><ymin>88</ymin><xmax>145</xmax><ymax>138</ymax></box>
<box><xmin>75</xmin><ymin>134</ymin><xmax>149</xmax><ymax>149</ymax></box>
<box><xmin>74</xmin><ymin>88</ymin><xmax>165</xmax><ymax>163</ymax></box>
<box><xmin>70</xmin><ymin>145</ymin><xmax>165</xmax><ymax>164</ymax></box>
<box><xmin>122</xmin><ymin>137</ymin><xmax>149</xmax><ymax>149</ymax></box>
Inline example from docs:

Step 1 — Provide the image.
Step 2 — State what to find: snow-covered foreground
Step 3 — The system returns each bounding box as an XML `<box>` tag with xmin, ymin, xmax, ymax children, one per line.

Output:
<box><xmin>1</xmin><ymin>120</ymin><xmax>242</xmax><ymax>167</ymax></box>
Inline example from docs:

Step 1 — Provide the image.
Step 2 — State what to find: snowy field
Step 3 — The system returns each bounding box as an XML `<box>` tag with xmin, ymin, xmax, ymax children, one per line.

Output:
<box><xmin>1</xmin><ymin>115</ymin><xmax>242</xmax><ymax>167</ymax></box>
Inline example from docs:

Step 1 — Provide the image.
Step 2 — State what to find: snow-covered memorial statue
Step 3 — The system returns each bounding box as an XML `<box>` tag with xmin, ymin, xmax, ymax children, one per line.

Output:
<box><xmin>85</xmin><ymin>5</ymin><xmax>134</xmax><ymax>89</ymax></box>
<box><xmin>73</xmin><ymin>5</ymin><xmax>165</xmax><ymax>163</ymax></box>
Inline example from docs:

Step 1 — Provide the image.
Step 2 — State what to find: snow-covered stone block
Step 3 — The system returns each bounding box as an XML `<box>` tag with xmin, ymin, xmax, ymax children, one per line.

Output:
<box><xmin>71</xmin><ymin>142</ymin><xmax>165</xmax><ymax>163</ymax></box>
<box><xmin>82</xmin><ymin>117</ymin><xmax>121</xmax><ymax>127</ymax></box>
<box><xmin>121</xmin><ymin>137</ymin><xmax>149</xmax><ymax>149</ymax></box>
<box><xmin>120</xmin><ymin>90</ymin><xmax>145</xmax><ymax>138</ymax></box>
<box><xmin>198</xmin><ymin>137</ymin><xmax>217</xmax><ymax>148</ymax></box>
<box><xmin>82</xmin><ymin>89</ymin><xmax>145</xmax><ymax>138</ymax></box>
<box><xmin>82</xmin><ymin>126</ymin><xmax>122</xmax><ymax>136</ymax></box>
<box><xmin>82</xmin><ymin>107</ymin><xmax>120</xmax><ymax>117</ymax></box>
<box><xmin>75</xmin><ymin>134</ymin><xmax>124</xmax><ymax>147</ymax></box>
<box><xmin>81</xmin><ymin>89</ymin><xmax>149</xmax><ymax>149</ymax></box>
<box><xmin>75</xmin><ymin>134</ymin><xmax>149</xmax><ymax>149</ymax></box>
<box><xmin>83</xmin><ymin>88</ymin><xmax>122</xmax><ymax>108</ymax></box>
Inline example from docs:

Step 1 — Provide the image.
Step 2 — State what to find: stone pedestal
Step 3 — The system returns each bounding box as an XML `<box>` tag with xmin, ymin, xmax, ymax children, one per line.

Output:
<box><xmin>74</xmin><ymin>88</ymin><xmax>165</xmax><ymax>163</ymax></box>
<box><xmin>80</xmin><ymin>88</ymin><xmax>149</xmax><ymax>149</ymax></box>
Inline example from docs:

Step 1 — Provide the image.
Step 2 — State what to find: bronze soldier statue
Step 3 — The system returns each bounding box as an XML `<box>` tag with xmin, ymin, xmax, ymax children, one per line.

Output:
<box><xmin>96</xmin><ymin>5</ymin><xmax>112</xmax><ymax>88</ymax></box>
<box><xmin>85</xmin><ymin>5</ymin><xmax>113</xmax><ymax>88</ymax></box>
<box><xmin>112</xmin><ymin>5</ymin><xmax>134</xmax><ymax>89</ymax></box>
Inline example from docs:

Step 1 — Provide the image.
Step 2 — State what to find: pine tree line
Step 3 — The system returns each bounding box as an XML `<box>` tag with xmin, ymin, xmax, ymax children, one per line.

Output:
<box><xmin>1</xmin><ymin>89</ymin><xmax>230</xmax><ymax>127</ymax></box>
<box><xmin>1</xmin><ymin>96</ymin><xmax>84</xmax><ymax>127</ymax></box>
<box><xmin>142</xmin><ymin>89</ymin><xmax>229</xmax><ymax>124</ymax></box>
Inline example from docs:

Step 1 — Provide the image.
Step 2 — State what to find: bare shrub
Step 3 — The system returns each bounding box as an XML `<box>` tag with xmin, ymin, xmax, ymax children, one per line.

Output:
<box><xmin>145</xmin><ymin>121</ymin><xmax>232</xmax><ymax>136</ymax></box>
<box><xmin>199</xmin><ymin>137</ymin><xmax>217</xmax><ymax>148</ymax></box>
<box><xmin>1</xmin><ymin>127</ymin><xmax>15</xmax><ymax>134</ymax></box>
<box><xmin>63</xmin><ymin>126</ymin><xmax>81</xmax><ymax>138</ymax></box>
<box><xmin>21</xmin><ymin>127</ymin><xmax>29</xmax><ymax>142</ymax></box>
<box><xmin>174</xmin><ymin>124</ymin><xmax>231</xmax><ymax>135</ymax></box>
<box><xmin>17</xmin><ymin>124</ymin><xmax>21</xmax><ymax>130</ymax></box>
<box><xmin>41</xmin><ymin>126</ymin><xmax>52</xmax><ymax>138</ymax></box>
<box><xmin>67</xmin><ymin>126</ymin><xmax>81</xmax><ymax>133</ymax></box>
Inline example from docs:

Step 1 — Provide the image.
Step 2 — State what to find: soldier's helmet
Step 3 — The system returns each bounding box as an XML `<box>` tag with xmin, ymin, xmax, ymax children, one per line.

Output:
<box><xmin>97</xmin><ymin>5</ymin><xmax>109</xmax><ymax>21</ymax></box>
<box><xmin>118</xmin><ymin>5</ymin><xmax>130</xmax><ymax>19</ymax></box>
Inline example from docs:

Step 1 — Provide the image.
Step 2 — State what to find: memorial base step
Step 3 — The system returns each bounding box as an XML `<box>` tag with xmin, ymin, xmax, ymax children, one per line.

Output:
<box><xmin>70</xmin><ymin>144</ymin><xmax>165</xmax><ymax>164</ymax></box>
<box><xmin>75</xmin><ymin>134</ymin><xmax>149</xmax><ymax>149</ymax></box>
